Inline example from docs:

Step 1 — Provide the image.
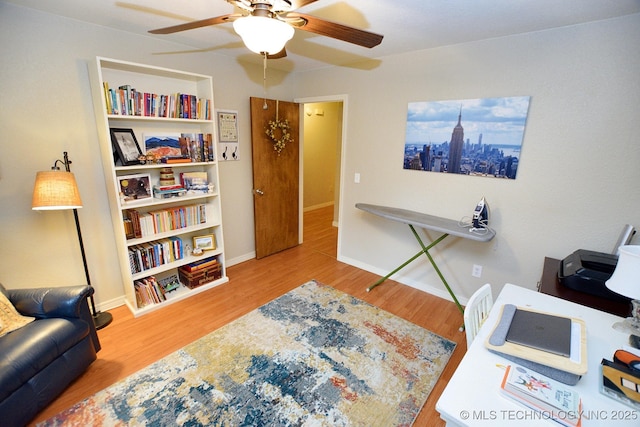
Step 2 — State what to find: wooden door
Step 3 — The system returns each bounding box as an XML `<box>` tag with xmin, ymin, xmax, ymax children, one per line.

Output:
<box><xmin>250</xmin><ymin>97</ymin><xmax>300</xmax><ymax>259</ymax></box>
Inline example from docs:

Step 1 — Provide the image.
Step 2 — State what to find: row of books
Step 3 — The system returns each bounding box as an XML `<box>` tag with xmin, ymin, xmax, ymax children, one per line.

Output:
<box><xmin>102</xmin><ymin>82</ymin><xmax>212</xmax><ymax>120</ymax></box>
<box><xmin>134</xmin><ymin>276</ymin><xmax>167</xmax><ymax>307</ymax></box>
<box><xmin>180</xmin><ymin>133</ymin><xmax>215</xmax><ymax>163</ymax></box>
<box><xmin>128</xmin><ymin>237</ymin><xmax>184</xmax><ymax>274</ymax></box>
<box><xmin>124</xmin><ymin>204</ymin><xmax>207</xmax><ymax>239</ymax></box>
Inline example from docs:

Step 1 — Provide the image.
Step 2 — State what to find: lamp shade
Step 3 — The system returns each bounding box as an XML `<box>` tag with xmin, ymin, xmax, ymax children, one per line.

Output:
<box><xmin>32</xmin><ymin>170</ymin><xmax>83</xmax><ymax>210</ymax></box>
<box><xmin>233</xmin><ymin>15</ymin><xmax>294</xmax><ymax>55</ymax></box>
<box><xmin>605</xmin><ymin>245</ymin><xmax>640</xmax><ymax>300</ymax></box>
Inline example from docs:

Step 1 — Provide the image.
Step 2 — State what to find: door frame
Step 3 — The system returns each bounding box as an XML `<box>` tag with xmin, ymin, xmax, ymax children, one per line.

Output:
<box><xmin>294</xmin><ymin>94</ymin><xmax>348</xmax><ymax>257</ymax></box>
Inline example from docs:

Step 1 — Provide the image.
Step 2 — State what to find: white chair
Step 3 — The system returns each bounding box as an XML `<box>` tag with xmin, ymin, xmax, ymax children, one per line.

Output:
<box><xmin>464</xmin><ymin>283</ymin><xmax>494</xmax><ymax>348</ymax></box>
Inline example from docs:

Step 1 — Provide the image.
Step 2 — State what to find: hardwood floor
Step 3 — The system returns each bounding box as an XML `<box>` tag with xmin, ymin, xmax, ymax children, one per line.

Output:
<box><xmin>31</xmin><ymin>205</ymin><xmax>466</xmax><ymax>426</ymax></box>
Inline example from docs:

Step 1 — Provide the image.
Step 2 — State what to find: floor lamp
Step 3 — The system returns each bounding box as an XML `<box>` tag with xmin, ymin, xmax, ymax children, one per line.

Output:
<box><xmin>32</xmin><ymin>151</ymin><xmax>113</xmax><ymax>330</ymax></box>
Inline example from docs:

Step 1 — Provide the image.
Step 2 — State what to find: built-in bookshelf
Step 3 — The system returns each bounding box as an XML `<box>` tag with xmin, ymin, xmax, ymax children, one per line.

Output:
<box><xmin>89</xmin><ymin>57</ymin><xmax>228</xmax><ymax>317</ymax></box>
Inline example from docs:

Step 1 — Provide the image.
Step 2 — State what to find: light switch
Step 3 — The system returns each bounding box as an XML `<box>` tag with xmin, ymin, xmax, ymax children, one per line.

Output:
<box><xmin>354</xmin><ymin>173</ymin><xmax>361</xmax><ymax>183</ymax></box>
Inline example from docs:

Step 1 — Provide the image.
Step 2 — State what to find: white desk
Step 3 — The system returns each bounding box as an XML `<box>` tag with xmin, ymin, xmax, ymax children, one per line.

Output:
<box><xmin>436</xmin><ymin>283</ymin><xmax>639</xmax><ymax>426</ymax></box>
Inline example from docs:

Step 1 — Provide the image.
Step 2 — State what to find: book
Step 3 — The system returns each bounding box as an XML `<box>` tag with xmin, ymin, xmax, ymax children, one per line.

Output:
<box><xmin>161</xmin><ymin>156</ymin><xmax>192</xmax><ymax>164</ymax></box>
<box><xmin>183</xmin><ymin>256</ymin><xmax>218</xmax><ymax>272</ymax></box>
<box><xmin>500</xmin><ymin>364</ymin><xmax>582</xmax><ymax>427</ymax></box>
<box><xmin>506</xmin><ymin>308</ymin><xmax>572</xmax><ymax>357</ymax></box>
<box><xmin>154</xmin><ymin>184</ymin><xmax>184</xmax><ymax>191</ymax></box>
<box><xmin>124</xmin><ymin>209</ymin><xmax>142</xmax><ymax>239</ymax></box>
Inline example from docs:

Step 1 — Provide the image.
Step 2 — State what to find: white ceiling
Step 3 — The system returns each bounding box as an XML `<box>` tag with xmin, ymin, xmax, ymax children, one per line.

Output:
<box><xmin>6</xmin><ymin>0</ymin><xmax>640</xmax><ymax>72</ymax></box>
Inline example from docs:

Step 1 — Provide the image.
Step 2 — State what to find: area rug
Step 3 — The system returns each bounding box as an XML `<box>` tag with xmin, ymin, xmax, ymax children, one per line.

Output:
<box><xmin>40</xmin><ymin>280</ymin><xmax>456</xmax><ymax>426</ymax></box>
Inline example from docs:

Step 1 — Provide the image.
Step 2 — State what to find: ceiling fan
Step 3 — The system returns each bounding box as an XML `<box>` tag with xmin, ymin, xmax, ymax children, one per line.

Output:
<box><xmin>148</xmin><ymin>0</ymin><xmax>383</xmax><ymax>58</ymax></box>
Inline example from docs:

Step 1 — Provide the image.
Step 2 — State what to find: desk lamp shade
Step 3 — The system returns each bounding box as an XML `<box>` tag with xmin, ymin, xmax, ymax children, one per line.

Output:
<box><xmin>32</xmin><ymin>170</ymin><xmax>82</xmax><ymax>210</ymax></box>
<box><xmin>606</xmin><ymin>245</ymin><xmax>640</xmax><ymax>300</ymax></box>
<box><xmin>606</xmin><ymin>245</ymin><xmax>640</xmax><ymax>346</ymax></box>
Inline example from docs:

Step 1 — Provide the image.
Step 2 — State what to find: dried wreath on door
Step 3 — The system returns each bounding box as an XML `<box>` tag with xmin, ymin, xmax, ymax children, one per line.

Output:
<box><xmin>265</xmin><ymin>100</ymin><xmax>292</xmax><ymax>155</ymax></box>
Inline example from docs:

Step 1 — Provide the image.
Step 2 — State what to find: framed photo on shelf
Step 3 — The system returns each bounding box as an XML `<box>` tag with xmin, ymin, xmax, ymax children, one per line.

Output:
<box><xmin>118</xmin><ymin>173</ymin><xmax>152</xmax><ymax>202</ymax></box>
<box><xmin>143</xmin><ymin>133</ymin><xmax>182</xmax><ymax>158</ymax></box>
<box><xmin>110</xmin><ymin>128</ymin><xmax>142</xmax><ymax>165</ymax></box>
<box><xmin>193</xmin><ymin>234</ymin><xmax>216</xmax><ymax>251</ymax></box>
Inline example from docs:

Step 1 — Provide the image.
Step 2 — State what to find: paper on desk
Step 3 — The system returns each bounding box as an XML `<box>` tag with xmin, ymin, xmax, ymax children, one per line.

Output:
<box><xmin>570</xmin><ymin>321</ymin><xmax>581</xmax><ymax>363</ymax></box>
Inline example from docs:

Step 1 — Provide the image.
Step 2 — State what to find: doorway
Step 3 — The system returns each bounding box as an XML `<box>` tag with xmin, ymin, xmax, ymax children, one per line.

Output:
<box><xmin>296</xmin><ymin>95</ymin><xmax>347</xmax><ymax>257</ymax></box>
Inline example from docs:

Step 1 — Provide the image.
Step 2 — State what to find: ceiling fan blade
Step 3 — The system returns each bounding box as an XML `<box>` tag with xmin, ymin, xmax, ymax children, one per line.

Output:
<box><xmin>267</xmin><ymin>48</ymin><xmax>287</xmax><ymax>59</ymax></box>
<box><xmin>149</xmin><ymin>14</ymin><xmax>239</xmax><ymax>34</ymax></box>
<box><xmin>287</xmin><ymin>13</ymin><xmax>383</xmax><ymax>48</ymax></box>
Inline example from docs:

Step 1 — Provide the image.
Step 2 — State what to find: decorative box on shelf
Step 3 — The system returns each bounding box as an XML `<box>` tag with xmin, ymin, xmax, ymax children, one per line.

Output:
<box><xmin>153</xmin><ymin>185</ymin><xmax>187</xmax><ymax>199</ymax></box>
<box><xmin>178</xmin><ymin>256</ymin><xmax>222</xmax><ymax>289</ymax></box>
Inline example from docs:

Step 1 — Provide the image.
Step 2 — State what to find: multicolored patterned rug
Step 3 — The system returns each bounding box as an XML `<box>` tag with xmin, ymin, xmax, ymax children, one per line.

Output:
<box><xmin>40</xmin><ymin>280</ymin><xmax>456</xmax><ymax>426</ymax></box>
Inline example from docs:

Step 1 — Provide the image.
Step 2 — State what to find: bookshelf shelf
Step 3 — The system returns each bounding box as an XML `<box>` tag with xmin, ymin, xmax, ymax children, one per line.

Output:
<box><xmin>126</xmin><ymin>222</ymin><xmax>220</xmax><ymax>246</ymax></box>
<box><xmin>123</xmin><ymin>278</ymin><xmax>225</xmax><ymax>317</ymax></box>
<box><xmin>118</xmin><ymin>191</ymin><xmax>218</xmax><ymax>210</ymax></box>
<box><xmin>89</xmin><ymin>56</ymin><xmax>228</xmax><ymax>317</ymax></box>
<box><xmin>114</xmin><ymin>161</ymin><xmax>216</xmax><ymax>171</ymax></box>
<box><xmin>130</xmin><ymin>248</ymin><xmax>223</xmax><ymax>281</ymax></box>
<box><xmin>107</xmin><ymin>114</ymin><xmax>213</xmax><ymax>124</ymax></box>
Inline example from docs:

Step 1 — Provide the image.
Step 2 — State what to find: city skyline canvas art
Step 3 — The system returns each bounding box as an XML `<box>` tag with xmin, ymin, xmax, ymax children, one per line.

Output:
<box><xmin>404</xmin><ymin>96</ymin><xmax>531</xmax><ymax>179</ymax></box>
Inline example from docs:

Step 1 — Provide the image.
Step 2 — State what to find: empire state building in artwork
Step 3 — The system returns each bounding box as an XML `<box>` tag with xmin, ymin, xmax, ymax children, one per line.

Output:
<box><xmin>448</xmin><ymin>108</ymin><xmax>464</xmax><ymax>174</ymax></box>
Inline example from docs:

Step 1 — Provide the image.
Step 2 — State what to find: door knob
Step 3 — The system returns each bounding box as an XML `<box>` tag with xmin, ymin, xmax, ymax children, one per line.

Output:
<box><xmin>254</xmin><ymin>189</ymin><xmax>264</xmax><ymax>195</ymax></box>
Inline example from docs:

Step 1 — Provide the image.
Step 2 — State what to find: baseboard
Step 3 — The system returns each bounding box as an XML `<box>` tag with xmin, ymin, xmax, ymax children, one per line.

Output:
<box><xmin>97</xmin><ymin>252</ymin><xmax>258</xmax><ymax>312</ymax></box>
<box><xmin>225</xmin><ymin>251</ymin><xmax>256</xmax><ymax>267</ymax></box>
<box><xmin>336</xmin><ymin>254</ymin><xmax>469</xmax><ymax>306</ymax></box>
<box><xmin>303</xmin><ymin>202</ymin><xmax>334</xmax><ymax>212</ymax></box>
<box><xmin>95</xmin><ymin>295</ymin><xmax>127</xmax><ymax>312</ymax></box>
<box><xmin>98</xmin><ymin>251</ymin><xmax>465</xmax><ymax>313</ymax></box>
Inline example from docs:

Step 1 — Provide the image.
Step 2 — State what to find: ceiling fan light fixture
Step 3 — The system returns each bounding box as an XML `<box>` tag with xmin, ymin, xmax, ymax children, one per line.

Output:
<box><xmin>233</xmin><ymin>15</ymin><xmax>294</xmax><ymax>55</ymax></box>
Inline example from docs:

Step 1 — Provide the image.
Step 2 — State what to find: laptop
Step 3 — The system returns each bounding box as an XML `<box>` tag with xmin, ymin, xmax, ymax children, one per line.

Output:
<box><xmin>505</xmin><ymin>309</ymin><xmax>572</xmax><ymax>357</ymax></box>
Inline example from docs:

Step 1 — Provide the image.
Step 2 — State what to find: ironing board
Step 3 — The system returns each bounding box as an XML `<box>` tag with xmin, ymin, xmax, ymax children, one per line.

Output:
<box><xmin>356</xmin><ymin>203</ymin><xmax>496</xmax><ymax>315</ymax></box>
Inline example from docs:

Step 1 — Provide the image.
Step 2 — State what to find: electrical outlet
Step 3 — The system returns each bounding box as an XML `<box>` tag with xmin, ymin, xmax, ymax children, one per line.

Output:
<box><xmin>472</xmin><ymin>264</ymin><xmax>483</xmax><ymax>278</ymax></box>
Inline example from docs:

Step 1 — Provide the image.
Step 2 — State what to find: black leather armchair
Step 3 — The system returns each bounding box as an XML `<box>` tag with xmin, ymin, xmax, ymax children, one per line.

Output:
<box><xmin>0</xmin><ymin>283</ymin><xmax>101</xmax><ymax>426</ymax></box>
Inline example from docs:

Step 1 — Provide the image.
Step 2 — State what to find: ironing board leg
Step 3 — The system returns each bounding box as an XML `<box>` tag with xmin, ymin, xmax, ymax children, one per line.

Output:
<box><xmin>367</xmin><ymin>230</ymin><xmax>446</xmax><ymax>291</ymax></box>
<box><xmin>366</xmin><ymin>248</ymin><xmax>426</xmax><ymax>292</ymax></box>
<box><xmin>366</xmin><ymin>226</ymin><xmax>465</xmax><ymax>320</ymax></box>
<box><xmin>409</xmin><ymin>226</ymin><xmax>465</xmax><ymax>315</ymax></box>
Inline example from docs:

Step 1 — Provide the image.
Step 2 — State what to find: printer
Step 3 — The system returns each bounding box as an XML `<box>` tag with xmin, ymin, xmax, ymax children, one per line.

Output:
<box><xmin>558</xmin><ymin>249</ymin><xmax>631</xmax><ymax>303</ymax></box>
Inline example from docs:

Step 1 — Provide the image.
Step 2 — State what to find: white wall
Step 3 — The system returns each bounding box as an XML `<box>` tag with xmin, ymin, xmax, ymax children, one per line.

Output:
<box><xmin>303</xmin><ymin>101</ymin><xmax>341</xmax><ymax>210</ymax></box>
<box><xmin>0</xmin><ymin>3</ymin><xmax>294</xmax><ymax>309</ymax></box>
<box><xmin>1</xmin><ymin>2</ymin><xmax>638</xmax><ymax>311</ymax></box>
<box><xmin>294</xmin><ymin>14</ymin><xmax>640</xmax><ymax>303</ymax></box>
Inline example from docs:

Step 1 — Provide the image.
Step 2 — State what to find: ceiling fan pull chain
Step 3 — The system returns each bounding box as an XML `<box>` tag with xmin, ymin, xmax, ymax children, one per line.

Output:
<box><xmin>262</xmin><ymin>52</ymin><xmax>268</xmax><ymax>110</ymax></box>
